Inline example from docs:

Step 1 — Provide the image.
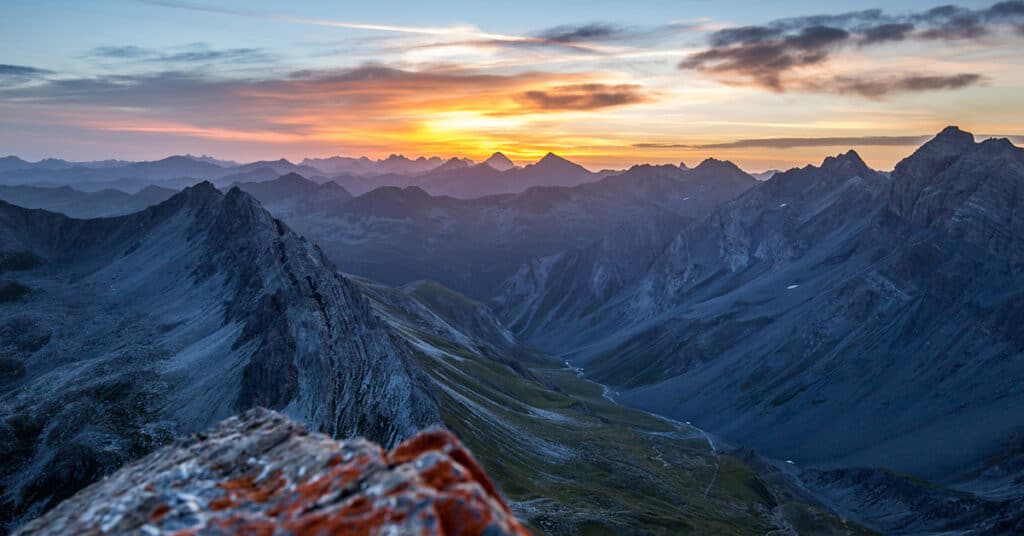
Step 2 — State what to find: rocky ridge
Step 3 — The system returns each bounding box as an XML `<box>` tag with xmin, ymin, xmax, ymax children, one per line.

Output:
<box><xmin>14</xmin><ymin>408</ymin><xmax>530</xmax><ymax>536</ymax></box>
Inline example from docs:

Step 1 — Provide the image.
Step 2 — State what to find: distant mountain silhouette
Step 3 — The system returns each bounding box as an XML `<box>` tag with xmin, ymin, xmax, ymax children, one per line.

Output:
<box><xmin>483</xmin><ymin>152</ymin><xmax>516</xmax><ymax>171</ymax></box>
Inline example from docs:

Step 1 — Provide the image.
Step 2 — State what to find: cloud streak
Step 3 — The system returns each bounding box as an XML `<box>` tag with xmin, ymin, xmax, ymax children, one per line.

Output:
<box><xmin>0</xmin><ymin>64</ymin><xmax>55</xmax><ymax>87</ymax></box>
<box><xmin>88</xmin><ymin>44</ymin><xmax>275</xmax><ymax>64</ymax></box>
<box><xmin>635</xmin><ymin>135</ymin><xmax>936</xmax><ymax>150</ymax></box>
<box><xmin>635</xmin><ymin>132</ymin><xmax>1024</xmax><ymax>151</ymax></box>
<box><xmin>519</xmin><ymin>83</ymin><xmax>650</xmax><ymax>111</ymax></box>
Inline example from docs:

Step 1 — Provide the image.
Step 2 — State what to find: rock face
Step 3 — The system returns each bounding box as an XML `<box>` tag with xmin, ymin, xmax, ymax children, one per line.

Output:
<box><xmin>0</xmin><ymin>183</ymin><xmax>439</xmax><ymax>529</ymax></box>
<box><xmin>14</xmin><ymin>408</ymin><xmax>530</xmax><ymax>536</ymax></box>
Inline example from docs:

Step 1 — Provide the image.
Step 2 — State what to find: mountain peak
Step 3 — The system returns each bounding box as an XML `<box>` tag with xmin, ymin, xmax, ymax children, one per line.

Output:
<box><xmin>820</xmin><ymin>149</ymin><xmax>872</xmax><ymax>176</ymax></box>
<box><xmin>483</xmin><ymin>152</ymin><xmax>516</xmax><ymax>171</ymax></box>
<box><xmin>533</xmin><ymin>152</ymin><xmax>583</xmax><ymax>171</ymax></box>
<box><xmin>538</xmin><ymin>152</ymin><xmax>564</xmax><ymax>163</ymax></box>
<box><xmin>185</xmin><ymin>180</ymin><xmax>221</xmax><ymax>196</ymax></box>
<box><xmin>693</xmin><ymin>157</ymin><xmax>747</xmax><ymax>176</ymax></box>
<box><xmin>434</xmin><ymin>157</ymin><xmax>472</xmax><ymax>172</ymax></box>
<box><xmin>933</xmin><ymin>125</ymin><xmax>975</xmax><ymax>144</ymax></box>
<box><xmin>892</xmin><ymin>126</ymin><xmax>978</xmax><ymax>184</ymax></box>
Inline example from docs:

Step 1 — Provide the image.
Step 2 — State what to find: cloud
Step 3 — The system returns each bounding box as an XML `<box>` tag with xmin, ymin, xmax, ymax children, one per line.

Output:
<box><xmin>536</xmin><ymin>24</ymin><xmax>622</xmax><ymax>43</ymax></box>
<box><xmin>0</xmin><ymin>64</ymin><xmax>54</xmax><ymax>77</ymax></box>
<box><xmin>829</xmin><ymin>73</ymin><xmax>983</xmax><ymax>97</ymax></box>
<box><xmin>87</xmin><ymin>44</ymin><xmax>275</xmax><ymax>64</ymax></box>
<box><xmin>680</xmin><ymin>2</ymin><xmax>1023</xmax><ymax>94</ymax></box>
<box><xmin>519</xmin><ymin>83</ymin><xmax>650</xmax><ymax>111</ymax></box>
<box><xmin>0</xmin><ymin>64</ymin><xmax>652</xmax><ymax>147</ymax></box>
<box><xmin>681</xmin><ymin>25</ymin><xmax>849</xmax><ymax>90</ymax></box>
<box><xmin>634</xmin><ymin>132</ymin><xmax>1024</xmax><ymax>151</ymax></box>
<box><xmin>859</xmin><ymin>23</ymin><xmax>915</xmax><ymax>45</ymax></box>
<box><xmin>0</xmin><ymin>64</ymin><xmax>55</xmax><ymax>87</ymax></box>
<box><xmin>635</xmin><ymin>135</ymin><xmax>936</xmax><ymax>150</ymax></box>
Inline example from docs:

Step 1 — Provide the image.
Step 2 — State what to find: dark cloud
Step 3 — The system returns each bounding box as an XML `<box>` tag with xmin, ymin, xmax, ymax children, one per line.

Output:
<box><xmin>860</xmin><ymin>23</ymin><xmax>915</xmax><ymax>44</ymax></box>
<box><xmin>830</xmin><ymin>73</ymin><xmax>983</xmax><ymax>97</ymax></box>
<box><xmin>519</xmin><ymin>83</ymin><xmax>650</xmax><ymax>111</ymax></box>
<box><xmin>681</xmin><ymin>2</ymin><xmax>1020</xmax><ymax>95</ymax></box>
<box><xmin>681</xmin><ymin>25</ymin><xmax>849</xmax><ymax>91</ymax></box>
<box><xmin>87</xmin><ymin>44</ymin><xmax>274</xmax><ymax>64</ymax></box>
<box><xmin>0</xmin><ymin>64</ymin><xmax>55</xmax><ymax>87</ymax></box>
<box><xmin>916</xmin><ymin>5</ymin><xmax>988</xmax><ymax>39</ymax></box>
<box><xmin>0</xmin><ymin>64</ymin><xmax>54</xmax><ymax>77</ymax></box>
<box><xmin>709</xmin><ymin>26</ymin><xmax>783</xmax><ymax>46</ymax></box>
<box><xmin>536</xmin><ymin>24</ymin><xmax>622</xmax><ymax>43</ymax></box>
<box><xmin>89</xmin><ymin>46</ymin><xmax>153</xmax><ymax>59</ymax></box>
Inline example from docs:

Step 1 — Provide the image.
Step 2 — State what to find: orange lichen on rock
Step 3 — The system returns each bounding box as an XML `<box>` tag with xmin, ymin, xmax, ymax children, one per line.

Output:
<box><xmin>14</xmin><ymin>408</ymin><xmax>532</xmax><ymax>536</ymax></box>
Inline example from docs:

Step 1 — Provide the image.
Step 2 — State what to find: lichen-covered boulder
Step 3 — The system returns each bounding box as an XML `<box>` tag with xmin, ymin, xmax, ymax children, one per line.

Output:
<box><xmin>15</xmin><ymin>408</ymin><xmax>531</xmax><ymax>535</ymax></box>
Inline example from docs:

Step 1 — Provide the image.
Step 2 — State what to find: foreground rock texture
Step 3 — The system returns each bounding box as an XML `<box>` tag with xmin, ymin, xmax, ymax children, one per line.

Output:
<box><xmin>15</xmin><ymin>409</ymin><xmax>531</xmax><ymax>535</ymax></box>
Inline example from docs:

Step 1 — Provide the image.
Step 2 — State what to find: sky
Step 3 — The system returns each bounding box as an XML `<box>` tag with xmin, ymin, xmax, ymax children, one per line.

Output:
<box><xmin>1</xmin><ymin>0</ymin><xmax>1023</xmax><ymax>171</ymax></box>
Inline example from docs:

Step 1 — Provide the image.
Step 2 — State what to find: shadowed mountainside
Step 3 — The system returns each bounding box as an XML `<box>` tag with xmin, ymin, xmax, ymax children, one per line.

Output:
<box><xmin>0</xmin><ymin>183</ymin><xmax>438</xmax><ymax>529</ymax></box>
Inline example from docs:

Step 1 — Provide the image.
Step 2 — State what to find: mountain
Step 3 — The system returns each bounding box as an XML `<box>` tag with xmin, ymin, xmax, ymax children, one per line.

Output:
<box><xmin>494</xmin><ymin>127</ymin><xmax>1024</xmax><ymax>532</ymax></box>
<box><xmin>257</xmin><ymin>162</ymin><xmax>755</xmax><ymax>297</ymax></box>
<box><xmin>330</xmin><ymin>152</ymin><xmax>607</xmax><ymax>199</ymax></box>
<box><xmin>0</xmin><ymin>184</ymin><xmax>177</xmax><ymax>218</ymax></box>
<box><xmin>433</xmin><ymin>157</ymin><xmax>474</xmax><ymax>172</ymax></box>
<box><xmin>483</xmin><ymin>152</ymin><xmax>516</xmax><ymax>171</ymax></box>
<box><xmin>0</xmin><ymin>181</ymin><xmax>867</xmax><ymax>534</ymax></box>
<box><xmin>0</xmin><ymin>156</ymin><xmax>229</xmax><ymax>189</ymax></box>
<box><xmin>301</xmin><ymin>154</ymin><xmax>446</xmax><ymax>176</ymax></box>
<box><xmin>0</xmin><ymin>183</ymin><xmax>438</xmax><ymax>529</ymax></box>
<box><xmin>515</xmin><ymin>152</ymin><xmax>595</xmax><ymax>188</ymax></box>
<box><xmin>0</xmin><ymin>157</ymin><xmax>32</xmax><ymax>173</ymax></box>
<box><xmin>182</xmin><ymin>153</ymin><xmax>238</xmax><ymax>167</ymax></box>
<box><xmin>230</xmin><ymin>173</ymin><xmax>352</xmax><ymax>217</ymax></box>
<box><xmin>228</xmin><ymin>159</ymin><xmax>324</xmax><ymax>179</ymax></box>
<box><xmin>752</xmin><ymin>169</ymin><xmax>783</xmax><ymax>181</ymax></box>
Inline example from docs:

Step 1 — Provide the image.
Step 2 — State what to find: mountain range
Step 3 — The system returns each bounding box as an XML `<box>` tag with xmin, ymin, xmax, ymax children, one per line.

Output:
<box><xmin>494</xmin><ymin>127</ymin><xmax>1024</xmax><ymax>532</ymax></box>
<box><xmin>0</xmin><ymin>152</ymin><xmax>617</xmax><ymax>199</ymax></box>
<box><xmin>2</xmin><ymin>127</ymin><xmax>1023</xmax><ymax>534</ymax></box>
<box><xmin>0</xmin><ymin>182</ymin><xmax>866</xmax><ymax>535</ymax></box>
<box><xmin>230</xmin><ymin>157</ymin><xmax>756</xmax><ymax>297</ymax></box>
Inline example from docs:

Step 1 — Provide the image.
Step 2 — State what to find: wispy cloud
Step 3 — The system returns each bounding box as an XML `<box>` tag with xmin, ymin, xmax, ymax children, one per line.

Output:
<box><xmin>518</xmin><ymin>83</ymin><xmax>651</xmax><ymax>111</ymax></box>
<box><xmin>0</xmin><ymin>64</ymin><xmax>55</xmax><ymax>87</ymax></box>
<box><xmin>87</xmin><ymin>43</ymin><xmax>275</xmax><ymax>64</ymax></box>
<box><xmin>140</xmin><ymin>0</ymin><xmax>532</xmax><ymax>41</ymax></box>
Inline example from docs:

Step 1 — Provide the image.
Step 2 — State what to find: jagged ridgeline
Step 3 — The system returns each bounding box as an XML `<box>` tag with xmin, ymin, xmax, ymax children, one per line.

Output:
<box><xmin>0</xmin><ymin>183</ymin><xmax>438</xmax><ymax>529</ymax></box>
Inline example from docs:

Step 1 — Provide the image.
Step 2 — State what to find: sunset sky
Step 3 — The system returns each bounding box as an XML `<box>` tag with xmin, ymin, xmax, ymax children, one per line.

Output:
<box><xmin>2</xmin><ymin>0</ymin><xmax>1023</xmax><ymax>171</ymax></box>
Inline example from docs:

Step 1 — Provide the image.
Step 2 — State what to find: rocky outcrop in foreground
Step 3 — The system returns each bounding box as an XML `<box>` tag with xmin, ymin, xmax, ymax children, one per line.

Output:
<box><xmin>15</xmin><ymin>409</ymin><xmax>530</xmax><ymax>535</ymax></box>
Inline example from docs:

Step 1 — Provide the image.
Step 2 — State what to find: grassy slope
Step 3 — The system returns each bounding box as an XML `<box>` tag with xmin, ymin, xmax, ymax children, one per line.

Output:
<box><xmin>357</xmin><ymin>279</ymin><xmax>872</xmax><ymax>535</ymax></box>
